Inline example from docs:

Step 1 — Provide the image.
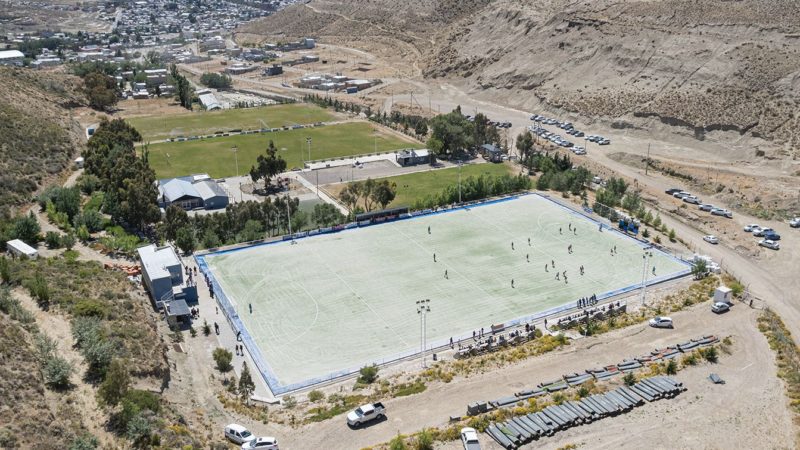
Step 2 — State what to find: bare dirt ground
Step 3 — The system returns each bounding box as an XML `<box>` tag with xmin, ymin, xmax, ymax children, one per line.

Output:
<box><xmin>14</xmin><ymin>289</ymin><xmax>119</xmax><ymax>447</ymax></box>
<box><xmin>229</xmin><ymin>298</ymin><xmax>790</xmax><ymax>450</ymax></box>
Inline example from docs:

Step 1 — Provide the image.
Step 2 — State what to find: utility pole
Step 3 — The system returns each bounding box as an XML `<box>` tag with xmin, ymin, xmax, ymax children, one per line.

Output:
<box><xmin>416</xmin><ymin>299</ymin><xmax>431</xmax><ymax>368</ymax></box>
<box><xmin>645</xmin><ymin>143</ymin><xmax>651</xmax><ymax>176</ymax></box>
<box><xmin>306</xmin><ymin>137</ymin><xmax>312</xmax><ymax>163</ymax></box>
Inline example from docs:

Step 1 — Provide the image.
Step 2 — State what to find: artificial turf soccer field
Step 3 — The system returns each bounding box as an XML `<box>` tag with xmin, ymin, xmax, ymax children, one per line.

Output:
<box><xmin>200</xmin><ymin>194</ymin><xmax>690</xmax><ymax>393</ymax></box>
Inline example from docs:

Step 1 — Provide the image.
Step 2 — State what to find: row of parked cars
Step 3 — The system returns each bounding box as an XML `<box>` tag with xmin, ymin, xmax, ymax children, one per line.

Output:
<box><xmin>463</xmin><ymin>114</ymin><xmax>513</xmax><ymax>128</ymax></box>
<box><xmin>666</xmin><ymin>188</ymin><xmax>733</xmax><ymax>218</ymax></box>
<box><xmin>529</xmin><ymin>115</ymin><xmax>611</xmax><ymax>145</ymax></box>
<box><xmin>743</xmin><ymin>224</ymin><xmax>782</xmax><ymax>250</ymax></box>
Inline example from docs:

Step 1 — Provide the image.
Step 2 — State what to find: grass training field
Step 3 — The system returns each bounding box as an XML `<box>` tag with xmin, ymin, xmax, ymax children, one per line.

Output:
<box><xmin>325</xmin><ymin>162</ymin><xmax>515</xmax><ymax>209</ymax></box>
<box><xmin>127</xmin><ymin>103</ymin><xmax>335</xmax><ymax>141</ymax></box>
<box><xmin>200</xmin><ymin>194</ymin><xmax>690</xmax><ymax>393</ymax></box>
<box><xmin>146</xmin><ymin>122</ymin><xmax>423</xmax><ymax>179</ymax></box>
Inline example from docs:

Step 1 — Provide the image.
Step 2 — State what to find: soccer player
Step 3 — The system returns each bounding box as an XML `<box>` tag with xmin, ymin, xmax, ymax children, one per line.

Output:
<box><xmin>526</xmin><ymin>254</ymin><xmax>529</xmax><ymax>262</ymax></box>
<box><xmin>433</xmin><ymin>253</ymin><xmax>436</xmax><ymax>262</ymax></box>
<box><xmin>428</xmin><ymin>225</ymin><xmax>431</xmax><ymax>234</ymax></box>
<box><xmin>511</xmin><ymin>279</ymin><xmax>515</xmax><ymax>288</ymax></box>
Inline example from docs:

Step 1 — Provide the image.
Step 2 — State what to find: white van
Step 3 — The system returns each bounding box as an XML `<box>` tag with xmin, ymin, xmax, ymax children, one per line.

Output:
<box><xmin>225</xmin><ymin>424</ymin><xmax>256</xmax><ymax>444</ymax></box>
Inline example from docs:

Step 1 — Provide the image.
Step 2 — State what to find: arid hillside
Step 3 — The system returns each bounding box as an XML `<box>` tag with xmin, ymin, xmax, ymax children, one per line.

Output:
<box><xmin>242</xmin><ymin>0</ymin><xmax>800</xmax><ymax>154</ymax></box>
<box><xmin>0</xmin><ymin>67</ymin><xmax>86</xmax><ymax>217</ymax></box>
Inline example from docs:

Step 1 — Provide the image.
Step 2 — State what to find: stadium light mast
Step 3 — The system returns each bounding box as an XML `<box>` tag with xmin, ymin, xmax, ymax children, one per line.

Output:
<box><xmin>416</xmin><ymin>299</ymin><xmax>431</xmax><ymax>368</ymax></box>
<box><xmin>640</xmin><ymin>249</ymin><xmax>653</xmax><ymax>306</ymax></box>
<box><xmin>306</xmin><ymin>137</ymin><xmax>312</xmax><ymax>163</ymax></box>
<box><xmin>231</xmin><ymin>145</ymin><xmax>239</xmax><ymax>178</ymax></box>
<box><xmin>458</xmin><ymin>161</ymin><xmax>463</xmax><ymax>204</ymax></box>
<box><xmin>286</xmin><ymin>196</ymin><xmax>296</xmax><ymax>244</ymax></box>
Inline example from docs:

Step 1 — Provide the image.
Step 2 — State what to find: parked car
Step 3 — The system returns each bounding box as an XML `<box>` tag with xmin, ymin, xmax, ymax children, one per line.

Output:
<box><xmin>763</xmin><ymin>231</ymin><xmax>781</xmax><ymax>241</ymax></box>
<box><xmin>461</xmin><ymin>427</ymin><xmax>481</xmax><ymax>450</ymax></box>
<box><xmin>225</xmin><ymin>424</ymin><xmax>256</xmax><ymax>445</ymax></box>
<box><xmin>683</xmin><ymin>196</ymin><xmax>701</xmax><ymax>204</ymax></box>
<box><xmin>749</xmin><ymin>226</ymin><xmax>764</xmax><ymax>235</ymax></box>
<box><xmin>710</xmin><ymin>208</ymin><xmax>733</xmax><ymax>218</ymax></box>
<box><xmin>673</xmin><ymin>191</ymin><xmax>691</xmax><ymax>199</ymax></box>
<box><xmin>347</xmin><ymin>402</ymin><xmax>386</xmax><ymax>427</ymax></box>
<box><xmin>759</xmin><ymin>239</ymin><xmax>780</xmax><ymax>250</ymax></box>
<box><xmin>649</xmin><ymin>316</ymin><xmax>673</xmax><ymax>329</ymax></box>
<box><xmin>790</xmin><ymin>217</ymin><xmax>800</xmax><ymax>228</ymax></box>
<box><xmin>241</xmin><ymin>437</ymin><xmax>279</xmax><ymax>450</ymax></box>
<box><xmin>598</xmin><ymin>139</ymin><xmax>611</xmax><ymax>145</ymax></box>
<box><xmin>703</xmin><ymin>235</ymin><xmax>719</xmax><ymax>244</ymax></box>
<box><xmin>665</xmin><ymin>188</ymin><xmax>682</xmax><ymax>195</ymax></box>
<box><xmin>743</xmin><ymin>224</ymin><xmax>760</xmax><ymax>232</ymax></box>
<box><xmin>699</xmin><ymin>204</ymin><xmax>715</xmax><ymax>212</ymax></box>
<box><xmin>711</xmin><ymin>302</ymin><xmax>730</xmax><ymax>314</ymax></box>
<box><xmin>754</xmin><ymin>227</ymin><xmax>774</xmax><ymax>237</ymax></box>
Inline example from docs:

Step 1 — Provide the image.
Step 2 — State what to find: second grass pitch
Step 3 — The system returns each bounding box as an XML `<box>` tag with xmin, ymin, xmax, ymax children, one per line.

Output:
<box><xmin>146</xmin><ymin>122</ymin><xmax>423</xmax><ymax>179</ymax></box>
<box><xmin>202</xmin><ymin>194</ymin><xmax>690</xmax><ymax>393</ymax></box>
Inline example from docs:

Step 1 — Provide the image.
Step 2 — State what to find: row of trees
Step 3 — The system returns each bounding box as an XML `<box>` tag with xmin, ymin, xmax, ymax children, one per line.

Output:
<box><xmin>412</xmin><ymin>174</ymin><xmax>531</xmax><ymax>210</ymax></box>
<box><xmin>170</xmin><ymin>64</ymin><xmax>193</xmax><ymax>110</ymax></box>
<box><xmin>82</xmin><ymin>119</ymin><xmax>160</xmax><ymax>231</ymax></box>
<box><xmin>303</xmin><ymin>93</ymin><xmax>363</xmax><ymax>115</ymax></box>
<box><xmin>339</xmin><ymin>178</ymin><xmax>398</xmax><ymax>213</ymax></box>
<box><xmin>162</xmin><ymin>198</ymin><xmax>346</xmax><ymax>254</ymax></box>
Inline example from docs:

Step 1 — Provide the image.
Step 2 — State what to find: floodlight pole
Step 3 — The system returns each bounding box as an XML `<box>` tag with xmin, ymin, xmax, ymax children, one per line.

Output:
<box><xmin>458</xmin><ymin>161</ymin><xmax>463</xmax><ymax>204</ymax></box>
<box><xmin>232</xmin><ymin>145</ymin><xmax>239</xmax><ymax>178</ymax></box>
<box><xmin>306</xmin><ymin>137</ymin><xmax>312</xmax><ymax>163</ymax></box>
<box><xmin>641</xmin><ymin>249</ymin><xmax>652</xmax><ymax>306</ymax></box>
<box><xmin>286</xmin><ymin>196</ymin><xmax>295</xmax><ymax>244</ymax></box>
<box><xmin>416</xmin><ymin>299</ymin><xmax>431</xmax><ymax>368</ymax></box>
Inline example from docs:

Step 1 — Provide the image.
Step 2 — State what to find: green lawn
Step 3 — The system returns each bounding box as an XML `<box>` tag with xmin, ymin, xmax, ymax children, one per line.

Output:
<box><xmin>127</xmin><ymin>103</ymin><xmax>335</xmax><ymax>141</ymax></box>
<box><xmin>366</xmin><ymin>162</ymin><xmax>515</xmax><ymax>208</ymax></box>
<box><xmin>146</xmin><ymin>122</ymin><xmax>423</xmax><ymax>179</ymax></box>
<box><xmin>328</xmin><ymin>162</ymin><xmax>515</xmax><ymax>209</ymax></box>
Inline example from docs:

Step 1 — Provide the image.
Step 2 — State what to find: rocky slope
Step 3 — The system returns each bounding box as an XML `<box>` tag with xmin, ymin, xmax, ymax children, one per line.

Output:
<box><xmin>0</xmin><ymin>67</ymin><xmax>86</xmax><ymax>217</ymax></box>
<box><xmin>242</xmin><ymin>0</ymin><xmax>800</xmax><ymax>153</ymax></box>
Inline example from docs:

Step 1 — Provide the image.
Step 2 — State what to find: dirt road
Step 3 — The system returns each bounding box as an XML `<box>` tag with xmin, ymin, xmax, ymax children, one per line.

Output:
<box><xmin>235</xmin><ymin>299</ymin><xmax>789</xmax><ymax>449</ymax></box>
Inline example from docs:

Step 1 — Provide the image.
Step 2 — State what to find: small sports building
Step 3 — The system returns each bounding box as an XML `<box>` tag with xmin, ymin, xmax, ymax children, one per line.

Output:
<box><xmin>158</xmin><ymin>174</ymin><xmax>229</xmax><ymax>210</ymax></box>
<box><xmin>481</xmin><ymin>144</ymin><xmax>504</xmax><ymax>162</ymax></box>
<box><xmin>396</xmin><ymin>149</ymin><xmax>431</xmax><ymax>167</ymax></box>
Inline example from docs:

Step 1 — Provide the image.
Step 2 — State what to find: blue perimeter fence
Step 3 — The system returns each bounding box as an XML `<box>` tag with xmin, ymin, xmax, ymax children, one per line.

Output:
<box><xmin>195</xmin><ymin>192</ymin><xmax>693</xmax><ymax>396</ymax></box>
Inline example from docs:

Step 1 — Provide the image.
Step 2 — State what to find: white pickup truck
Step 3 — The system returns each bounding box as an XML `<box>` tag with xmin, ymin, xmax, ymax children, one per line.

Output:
<box><xmin>346</xmin><ymin>402</ymin><xmax>386</xmax><ymax>427</ymax></box>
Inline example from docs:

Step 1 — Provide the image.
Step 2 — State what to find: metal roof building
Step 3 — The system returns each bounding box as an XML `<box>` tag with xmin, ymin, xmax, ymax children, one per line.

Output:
<box><xmin>137</xmin><ymin>244</ymin><xmax>183</xmax><ymax>308</ymax></box>
<box><xmin>0</xmin><ymin>50</ymin><xmax>24</xmax><ymax>66</ymax></box>
<box><xmin>198</xmin><ymin>92</ymin><xmax>222</xmax><ymax>110</ymax></box>
<box><xmin>158</xmin><ymin>174</ymin><xmax>229</xmax><ymax>210</ymax></box>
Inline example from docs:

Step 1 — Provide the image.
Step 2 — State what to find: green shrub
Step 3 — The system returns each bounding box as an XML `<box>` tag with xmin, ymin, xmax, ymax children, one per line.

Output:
<box><xmin>665</xmin><ymin>359</ymin><xmax>677</xmax><ymax>375</ymax></box>
<box><xmin>69</xmin><ymin>434</ymin><xmax>99</xmax><ymax>450</ymax></box>
<box><xmin>703</xmin><ymin>347</ymin><xmax>718</xmax><ymax>363</ymax></box>
<box><xmin>25</xmin><ymin>271</ymin><xmax>50</xmax><ymax>307</ymax></box>
<box><xmin>414</xmin><ymin>428</ymin><xmax>434</xmax><ymax>450</ymax></box>
<box><xmin>212</xmin><ymin>348</ymin><xmax>233</xmax><ymax>372</ymax></box>
<box><xmin>308</xmin><ymin>389</ymin><xmax>325</xmax><ymax>403</ymax></box>
<box><xmin>389</xmin><ymin>434</ymin><xmax>407</xmax><ymax>450</ymax></box>
<box><xmin>98</xmin><ymin>359</ymin><xmax>130</xmax><ymax>406</ymax></box>
<box><xmin>623</xmin><ymin>373</ymin><xmax>636</xmax><ymax>386</ymax></box>
<box><xmin>126</xmin><ymin>413</ymin><xmax>152</xmax><ymax>447</ymax></box>
<box><xmin>358</xmin><ymin>364</ymin><xmax>379</xmax><ymax>384</ymax></box>
<box><xmin>282</xmin><ymin>394</ymin><xmax>297</xmax><ymax>408</ymax></box>
<box><xmin>72</xmin><ymin>298</ymin><xmax>106</xmax><ymax>317</ymax></box>
<box><xmin>45</xmin><ymin>231</ymin><xmax>63</xmax><ymax>249</ymax></box>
